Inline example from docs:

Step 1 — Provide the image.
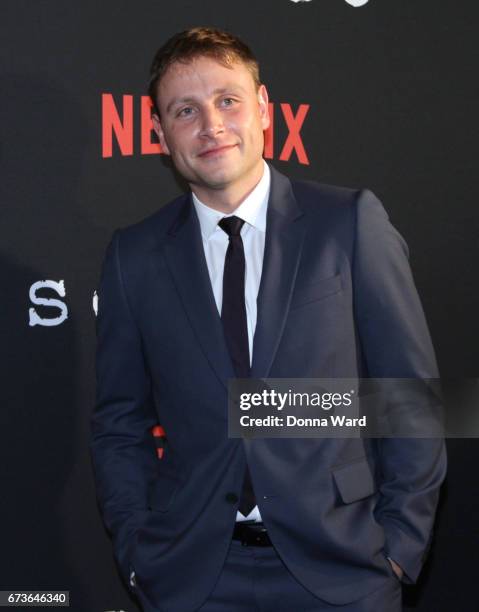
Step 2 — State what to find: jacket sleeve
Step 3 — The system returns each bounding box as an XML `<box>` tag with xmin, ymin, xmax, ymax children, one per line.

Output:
<box><xmin>353</xmin><ymin>189</ymin><xmax>447</xmax><ymax>584</ymax></box>
<box><xmin>90</xmin><ymin>229</ymin><xmax>158</xmax><ymax>586</ymax></box>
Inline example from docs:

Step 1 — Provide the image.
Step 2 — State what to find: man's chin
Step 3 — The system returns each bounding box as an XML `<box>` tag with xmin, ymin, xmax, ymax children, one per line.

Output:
<box><xmin>192</xmin><ymin>169</ymin><xmax>239</xmax><ymax>191</ymax></box>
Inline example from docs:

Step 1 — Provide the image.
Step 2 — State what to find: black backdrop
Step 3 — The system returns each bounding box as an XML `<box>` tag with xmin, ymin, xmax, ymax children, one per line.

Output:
<box><xmin>1</xmin><ymin>1</ymin><xmax>478</xmax><ymax>610</ymax></box>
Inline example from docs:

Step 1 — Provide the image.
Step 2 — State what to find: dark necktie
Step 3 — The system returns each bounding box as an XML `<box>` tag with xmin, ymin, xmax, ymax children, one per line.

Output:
<box><xmin>218</xmin><ymin>216</ymin><xmax>256</xmax><ymax>517</ymax></box>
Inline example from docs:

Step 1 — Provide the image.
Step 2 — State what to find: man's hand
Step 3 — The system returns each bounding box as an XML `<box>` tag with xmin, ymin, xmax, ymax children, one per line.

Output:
<box><xmin>388</xmin><ymin>557</ymin><xmax>404</xmax><ymax>581</ymax></box>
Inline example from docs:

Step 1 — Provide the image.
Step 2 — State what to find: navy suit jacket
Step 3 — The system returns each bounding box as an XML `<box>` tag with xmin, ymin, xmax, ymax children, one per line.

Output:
<box><xmin>91</xmin><ymin>164</ymin><xmax>446</xmax><ymax>612</ymax></box>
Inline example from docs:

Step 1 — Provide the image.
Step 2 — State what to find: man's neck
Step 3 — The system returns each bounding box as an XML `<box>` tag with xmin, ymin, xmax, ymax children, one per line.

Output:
<box><xmin>190</xmin><ymin>161</ymin><xmax>265</xmax><ymax>214</ymax></box>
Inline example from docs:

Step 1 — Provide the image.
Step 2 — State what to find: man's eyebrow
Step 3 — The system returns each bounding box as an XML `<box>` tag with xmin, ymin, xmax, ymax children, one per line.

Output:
<box><xmin>165</xmin><ymin>86</ymin><xmax>248</xmax><ymax>115</ymax></box>
<box><xmin>211</xmin><ymin>86</ymin><xmax>247</xmax><ymax>96</ymax></box>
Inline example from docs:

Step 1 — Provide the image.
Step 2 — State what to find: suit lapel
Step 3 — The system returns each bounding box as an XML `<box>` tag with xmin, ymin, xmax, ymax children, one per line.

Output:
<box><xmin>251</xmin><ymin>166</ymin><xmax>306</xmax><ymax>378</ymax></box>
<box><xmin>162</xmin><ymin>195</ymin><xmax>235</xmax><ymax>389</ymax></box>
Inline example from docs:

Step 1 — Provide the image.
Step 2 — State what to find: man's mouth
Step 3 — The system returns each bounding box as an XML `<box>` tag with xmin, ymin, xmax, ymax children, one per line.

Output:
<box><xmin>197</xmin><ymin>144</ymin><xmax>238</xmax><ymax>158</ymax></box>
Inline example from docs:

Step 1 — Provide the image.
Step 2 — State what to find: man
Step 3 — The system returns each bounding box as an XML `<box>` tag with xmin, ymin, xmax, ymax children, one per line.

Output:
<box><xmin>91</xmin><ymin>27</ymin><xmax>446</xmax><ymax>612</ymax></box>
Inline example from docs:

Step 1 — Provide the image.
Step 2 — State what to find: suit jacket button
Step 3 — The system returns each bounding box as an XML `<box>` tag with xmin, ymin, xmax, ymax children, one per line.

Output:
<box><xmin>225</xmin><ymin>492</ymin><xmax>238</xmax><ymax>504</ymax></box>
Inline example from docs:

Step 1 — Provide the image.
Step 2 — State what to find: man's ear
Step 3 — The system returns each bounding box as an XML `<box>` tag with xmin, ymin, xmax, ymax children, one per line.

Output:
<box><xmin>151</xmin><ymin>113</ymin><xmax>170</xmax><ymax>155</ymax></box>
<box><xmin>257</xmin><ymin>84</ymin><xmax>270</xmax><ymax>132</ymax></box>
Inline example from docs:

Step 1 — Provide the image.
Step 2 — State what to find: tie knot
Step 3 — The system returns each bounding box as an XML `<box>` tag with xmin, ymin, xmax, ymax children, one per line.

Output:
<box><xmin>218</xmin><ymin>215</ymin><xmax>245</xmax><ymax>237</ymax></box>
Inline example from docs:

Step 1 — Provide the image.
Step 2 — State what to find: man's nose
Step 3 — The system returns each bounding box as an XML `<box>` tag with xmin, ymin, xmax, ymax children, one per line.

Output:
<box><xmin>199</xmin><ymin>106</ymin><xmax>224</xmax><ymax>138</ymax></box>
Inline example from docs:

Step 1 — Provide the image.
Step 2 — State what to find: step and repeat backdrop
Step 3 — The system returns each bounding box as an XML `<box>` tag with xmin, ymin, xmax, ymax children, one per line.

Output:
<box><xmin>1</xmin><ymin>1</ymin><xmax>478</xmax><ymax>611</ymax></box>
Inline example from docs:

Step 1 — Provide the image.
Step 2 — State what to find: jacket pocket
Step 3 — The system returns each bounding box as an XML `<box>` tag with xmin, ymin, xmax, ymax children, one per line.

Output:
<box><xmin>332</xmin><ymin>457</ymin><xmax>377</xmax><ymax>504</ymax></box>
<box><xmin>290</xmin><ymin>273</ymin><xmax>342</xmax><ymax>310</ymax></box>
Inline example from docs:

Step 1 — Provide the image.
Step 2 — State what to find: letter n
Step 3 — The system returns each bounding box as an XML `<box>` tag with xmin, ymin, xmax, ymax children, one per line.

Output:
<box><xmin>102</xmin><ymin>94</ymin><xmax>133</xmax><ymax>158</ymax></box>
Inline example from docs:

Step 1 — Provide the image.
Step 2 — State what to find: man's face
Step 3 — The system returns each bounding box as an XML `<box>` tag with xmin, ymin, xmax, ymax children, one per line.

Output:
<box><xmin>152</xmin><ymin>56</ymin><xmax>270</xmax><ymax>202</ymax></box>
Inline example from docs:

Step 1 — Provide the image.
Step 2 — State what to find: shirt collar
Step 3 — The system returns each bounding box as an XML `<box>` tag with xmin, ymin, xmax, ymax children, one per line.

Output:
<box><xmin>192</xmin><ymin>160</ymin><xmax>270</xmax><ymax>241</ymax></box>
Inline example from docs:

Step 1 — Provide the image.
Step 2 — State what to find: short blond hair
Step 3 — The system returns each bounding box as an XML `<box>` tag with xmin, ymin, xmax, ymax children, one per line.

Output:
<box><xmin>148</xmin><ymin>26</ymin><xmax>261</xmax><ymax>116</ymax></box>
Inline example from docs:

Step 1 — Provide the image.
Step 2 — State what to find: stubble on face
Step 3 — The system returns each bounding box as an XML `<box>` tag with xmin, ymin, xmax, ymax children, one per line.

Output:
<box><xmin>152</xmin><ymin>56</ymin><xmax>270</xmax><ymax>212</ymax></box>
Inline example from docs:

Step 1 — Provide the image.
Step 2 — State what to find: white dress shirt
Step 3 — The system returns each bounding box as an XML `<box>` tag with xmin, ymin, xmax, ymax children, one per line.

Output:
<box><xmin>192</xmin><ymin>160</ymin><xmax>270</xmax><ymax>523</ymax></box>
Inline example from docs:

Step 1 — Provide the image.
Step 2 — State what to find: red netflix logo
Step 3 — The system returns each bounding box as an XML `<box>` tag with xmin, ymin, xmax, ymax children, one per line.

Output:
<box><xmin>101</xmin><ymin>94</ymin><xmax>310</xmax><ymax>165</ymax></box>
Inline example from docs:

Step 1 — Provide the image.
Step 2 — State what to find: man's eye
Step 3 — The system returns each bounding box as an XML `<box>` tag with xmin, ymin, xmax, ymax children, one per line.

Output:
<box><xmin>178</xmin><ymin>107</ymin><xmax>194</xmax><ymax>117</ymax></box>
<box><xmin>221</xmin><ymin>98</ymin><xmax>236</xmax><ymax>107</ymax></box>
